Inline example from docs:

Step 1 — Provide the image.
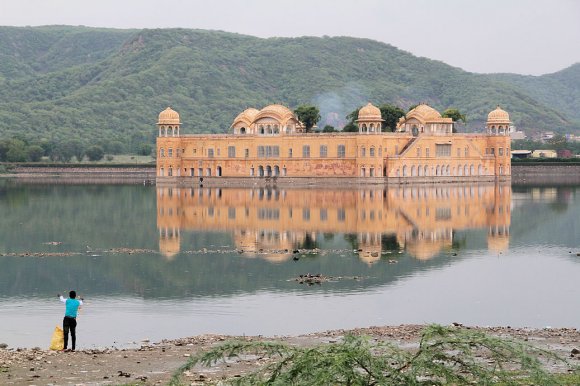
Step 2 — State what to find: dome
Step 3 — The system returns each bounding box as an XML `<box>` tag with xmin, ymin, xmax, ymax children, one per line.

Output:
<box><xmin>408</xmin><ymin>104</ymin><xmax>442</xmax><ymax>121</ymax></box>
<box><xmin>233</xmin><ymin>108</ymin><xmax>259</xmax><ymax>124</ymax></box>
<box><xmin>487</xmin><ymin>106</ymin><xmax>510</xmax><ymax>123</ymax></box>
<box><xmin>357</xmin><ymin>103</ymin><xmax>382</xmax><ymax>121</ymax></box>
<box><xmin>258</xmin><ymin>104</ymin><xmax>295</xmax><ymax>119</ymax></box>
<box><xmin>158</xmin><ymin>107</ymin><xmax>180</xmax><ymax>125</ymax></box>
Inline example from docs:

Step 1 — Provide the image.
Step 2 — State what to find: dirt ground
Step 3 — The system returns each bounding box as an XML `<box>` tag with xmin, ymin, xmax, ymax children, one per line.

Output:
<box><xmin>1</xmin><ymin>324</ymin><xmax>579</xmax><ymax>385</ymax></box>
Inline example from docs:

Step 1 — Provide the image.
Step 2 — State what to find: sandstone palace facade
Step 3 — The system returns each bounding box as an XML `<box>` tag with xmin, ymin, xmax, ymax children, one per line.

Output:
<box><xmin>156</xmin><ymin>103</ymin><xmax>512</xmax><ymax>184</ymax></box>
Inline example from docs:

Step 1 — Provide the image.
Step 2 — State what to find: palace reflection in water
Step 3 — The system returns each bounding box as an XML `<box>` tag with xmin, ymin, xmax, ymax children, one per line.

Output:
<box><xmin>157</xmin><ymin>184</ymin><xmax>511</xmax><ymax>262</ymax></box>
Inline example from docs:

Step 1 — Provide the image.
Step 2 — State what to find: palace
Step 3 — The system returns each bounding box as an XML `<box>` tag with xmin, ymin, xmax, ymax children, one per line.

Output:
<box><xmin>156</xmin><ymin>103</ymin><xmax>512</xmax><ymax>184</ymax></box>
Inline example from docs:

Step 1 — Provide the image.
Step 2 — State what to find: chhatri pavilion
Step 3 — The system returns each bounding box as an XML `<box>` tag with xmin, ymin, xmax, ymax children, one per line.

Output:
<box><xmin>156</xmin><ymin>103</ymin><xmax>512</xmax><ymax>184</ymax></box>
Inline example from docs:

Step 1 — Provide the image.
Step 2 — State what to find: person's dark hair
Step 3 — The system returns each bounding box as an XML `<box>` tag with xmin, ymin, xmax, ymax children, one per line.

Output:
<box><xmin>69</xmin><ymin>290</ymin><xmax>76</xmax><ymax>299</ymax></box>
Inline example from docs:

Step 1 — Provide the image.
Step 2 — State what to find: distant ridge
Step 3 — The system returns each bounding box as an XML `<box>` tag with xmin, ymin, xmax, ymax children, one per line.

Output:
<box><xmin>0</xmin><ymin>26</ymin><xmax>578</xmax><ymax>148</ymax></box>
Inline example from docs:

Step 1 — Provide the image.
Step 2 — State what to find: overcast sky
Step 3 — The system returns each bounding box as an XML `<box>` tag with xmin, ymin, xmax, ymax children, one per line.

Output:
<box><xmin>1</xmin><ymin>0</ymin><xmax>579</xmax><ymax>75</ymax></box>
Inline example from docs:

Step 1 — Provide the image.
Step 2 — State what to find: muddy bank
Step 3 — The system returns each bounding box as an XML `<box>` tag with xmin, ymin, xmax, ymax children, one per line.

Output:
<box><xmin>1</xmin><ymin>325</ymin><xmax>578</xmax><ymax>385</ymax></box>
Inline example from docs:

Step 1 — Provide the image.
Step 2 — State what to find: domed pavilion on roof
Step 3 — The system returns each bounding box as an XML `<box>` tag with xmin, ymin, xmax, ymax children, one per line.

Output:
<box><xmin>155</xmin><ymin>102</ymin><xmax>512</xmax><ymax>183</ymax></box>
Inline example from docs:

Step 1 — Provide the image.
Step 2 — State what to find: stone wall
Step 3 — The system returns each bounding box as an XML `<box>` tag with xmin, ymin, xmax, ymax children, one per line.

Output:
<box><xmin>511</xmin><ymin>164</ymin><xmax>580</xmax><ymax>185</ymax></box>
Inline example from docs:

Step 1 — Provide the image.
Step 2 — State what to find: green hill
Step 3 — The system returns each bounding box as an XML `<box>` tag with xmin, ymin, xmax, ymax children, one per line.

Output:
<box><xmin>0</xmin><ymin>26</ymin><xmax>578</xmax><ymax>152</ymax></box>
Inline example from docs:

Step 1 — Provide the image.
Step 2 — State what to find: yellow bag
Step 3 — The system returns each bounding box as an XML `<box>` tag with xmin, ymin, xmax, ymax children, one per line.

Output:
<box><xmin>49</xmin><ymin>326</ymin><xmax>64</xmax><ymax>350</ymax></box>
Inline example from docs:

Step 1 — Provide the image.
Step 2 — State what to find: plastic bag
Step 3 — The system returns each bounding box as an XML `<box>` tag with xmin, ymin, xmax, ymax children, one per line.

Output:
<box><xmin>49</xmin><ymin>326</ymin><xmax>64</xmax><ymax>350</ymax></box>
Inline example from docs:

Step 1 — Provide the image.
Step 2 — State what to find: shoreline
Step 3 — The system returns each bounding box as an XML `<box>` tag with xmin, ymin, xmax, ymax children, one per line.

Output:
<box><xmin>2</xmin><ymin>163</ymin><xmax>580</xmax><ymax>186</ymax></box>
<box><xmin>1</xmin><ymin>324</ymin><xmax>578</xmax><ymax>385</ymax></box>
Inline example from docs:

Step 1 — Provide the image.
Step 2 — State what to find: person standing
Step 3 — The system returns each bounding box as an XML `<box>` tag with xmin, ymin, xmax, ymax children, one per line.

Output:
<box><xmin>57</xmin><ymin>291</ymin><xmax>84</xmax><ymax>352</ymax></box>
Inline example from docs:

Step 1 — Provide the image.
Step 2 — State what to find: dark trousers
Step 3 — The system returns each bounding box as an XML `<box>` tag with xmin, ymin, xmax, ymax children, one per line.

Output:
<box><xmin>63</xmin><ymin>316</ymin><xmax>77</xmax><ymax>350</ymax></box>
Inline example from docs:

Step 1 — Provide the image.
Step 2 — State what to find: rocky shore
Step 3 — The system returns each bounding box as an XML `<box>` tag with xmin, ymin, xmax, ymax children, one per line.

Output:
<box><xmin>1</xmin><ymin>325</ymin><xmax>578</xmax><ymax>385</ymax></box>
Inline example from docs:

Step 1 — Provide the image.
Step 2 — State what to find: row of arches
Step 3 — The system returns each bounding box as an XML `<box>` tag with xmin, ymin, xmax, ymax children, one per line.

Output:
<box><xmin>359</xmin><ymin>123</ymin><xmax>380</xmax><ymax>133</ymax></box>
<box><xmin>487</xmin><ymin>125</ymin><xmax>509</xmax><ymax>135</ymax></box>
<box><xmin>158</xmin><ymin>125</ymin><xmax>180</xmax><ymax>137</ymax></box>
<box><xmin>250</xmin><ymin>165</ymin><xmax>287</xmax><ymax>177</ymax></box>
<box><xmin>399</xmin><ymin>164</ymin><xmax>486</xmax><ymax>177</ymax></box>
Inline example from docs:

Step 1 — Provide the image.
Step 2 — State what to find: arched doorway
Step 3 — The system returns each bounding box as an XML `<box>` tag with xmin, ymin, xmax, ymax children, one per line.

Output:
<box><xmin>266</xmin><ymin>165</ymin><xmax>272</xmax><ymax>176</ymax></box>
<box><xmin>258</xmin><ymin>166</ymin><xmax>264</xmax><ymax>177</ymax></box>
<box><xmin>216</xmin><ymin>166</ymin><xmax>222</xmax><ymax>177</ymax></box>
<box><xmin>274</xmin><ymin>165</ymin><xmax>280</xmax><ymax>176</ymax></box>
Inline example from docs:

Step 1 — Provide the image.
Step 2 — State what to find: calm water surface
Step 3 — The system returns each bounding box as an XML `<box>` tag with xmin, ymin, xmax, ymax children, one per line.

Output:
<box><xmin>0</xmin><ymin>181</ymin><xmax>578</xmax><ymax>348</ymax></box>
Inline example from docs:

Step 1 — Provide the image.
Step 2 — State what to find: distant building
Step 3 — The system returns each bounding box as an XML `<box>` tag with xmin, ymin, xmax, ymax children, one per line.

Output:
<box><xmin>156</xmin><ymin>103</ymin><xmax>512</xmax><ymax>183</ymax></box>
<box><xmin>511</xmin><ymin>150</ymin><xmax>532</xmax><ymax>159</ymax></box>
<box><xmin>557</xmin><ymin>149</ymin><xmax>573</xmax><ymax>158</ymax></box>
<box><xmin>541</xmin><ymin>131</ymin><xmax>555</xmax><ymax>142</ymax></box>
<box><xmin>531</xmin><ymin>149</ymin><xmax>557</xmax><ymax>158</ymax></box>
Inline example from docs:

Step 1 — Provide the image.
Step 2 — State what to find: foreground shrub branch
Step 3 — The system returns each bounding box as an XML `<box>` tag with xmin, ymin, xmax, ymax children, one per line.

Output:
<box><xmin>170</xmin><ymin>324</ymin><xmax>577</xmax><ymax>385</ymax></box>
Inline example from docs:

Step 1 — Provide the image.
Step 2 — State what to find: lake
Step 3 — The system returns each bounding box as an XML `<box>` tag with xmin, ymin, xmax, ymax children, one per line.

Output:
<box><xmin>0</xmin><ymin>181</ymin><xmax>579</xmax><ymax>349</ymax></box>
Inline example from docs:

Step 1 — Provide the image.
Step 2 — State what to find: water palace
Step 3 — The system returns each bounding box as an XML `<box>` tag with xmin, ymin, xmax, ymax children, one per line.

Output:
<box><xmin>156</xmin><ymin>103</ymin><xmax>512</xmax><ymax>184</ymax></box>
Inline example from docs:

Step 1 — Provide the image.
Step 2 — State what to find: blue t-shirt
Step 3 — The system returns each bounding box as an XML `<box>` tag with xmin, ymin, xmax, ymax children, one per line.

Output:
<box><xmin>64</xmin><ymin>298</ymin><xmax>82</xmax><ymax>318</ymax></box>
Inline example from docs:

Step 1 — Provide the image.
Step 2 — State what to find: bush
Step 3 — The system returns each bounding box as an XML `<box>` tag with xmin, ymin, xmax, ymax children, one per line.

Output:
<box><xmin>170</xmin><ymin>325</ymin><xmax>576</xmax><ymax>386</ymax></box>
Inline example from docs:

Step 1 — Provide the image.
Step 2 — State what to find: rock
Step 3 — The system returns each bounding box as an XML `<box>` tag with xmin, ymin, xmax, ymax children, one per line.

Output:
<box><xmin>0</xmin><ymin>343</ymin><xmax>7</xmax><ymax>349</ymax></box>
<box><xmin>370</xmin><ymin>252</ymin><xmax>379</xmax><ymax>257</ymax></box>
<box><xmin>572</xmin><ymin>348</ymin><xmax>580</xmax><ymax>355</ymax></box>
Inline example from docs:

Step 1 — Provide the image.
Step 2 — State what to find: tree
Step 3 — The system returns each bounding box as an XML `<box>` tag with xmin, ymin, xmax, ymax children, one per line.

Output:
<box><xmin>27</xmin><ymin>145</ymin><xmax>45</xmax><ymax>162</ymax></box>
<box><xmin>442</xmin><ymin>108</ymin><xmax>466</xmax><ymax>123</ymax></box>
<box><xmin>342</xmin><ymin>108</ymin><xmax>360</xmax><ymax>132</ymax></box>
<box><xmin>322</xmin><ymin>125</ymin><xmax>335</xmax><ymax>133</ymax></box>
<box><xmin>442</xmin><ymin>108</ymin><xmax>466</xmax><ymax>133</ymax></box>
<box><xmin>5</xmin><ymin>139</ymin><xmax>27</xmax><ymax>162</ymax></box>
<box><xmin>378</xmin><ymin>104</ymin><xmax>406</xmax><ymax>132</ymax></box>
<box><xmin>547</xmin><ymin>134</ymin><xmax>568</xmax><ymax>151</ymax></box>
<box><xmin>68</xmin><ymin>139</ymin><xmax>85</xmax><ymax>162</ymax></box>
<box><xmin>138</xmin><ymin>143</ymin><xmax>152</xmax><ymax>156</ymax></box>
<box><xmin>85</xmin><ymin>145</ymin><xmax>105</xmax><ymax>161</ymax></box>
<box><xmin>294</xmin><ymin>105</ymin><xmax>321</xmax><ymax>133</ymax></box>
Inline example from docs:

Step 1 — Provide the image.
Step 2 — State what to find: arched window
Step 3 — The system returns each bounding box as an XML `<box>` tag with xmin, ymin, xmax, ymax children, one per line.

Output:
<box><xmin>266</xmin><ymin>165</ymin><xmax>272</xmax><ymax>176</ymax></box>
<box><xmin>240</xmin><ymin>127</ymin><xmax>246</xmax><ymax>134</ymax></box>
<box><xmin>260</xmin><ymin>126</ymin><xmax>265</xmax><ymax>135</ymax></box>
<box><xmin>446</xmin><ymin>165</ymin><xmax>450</xmax><ymax>176</ymax></box>
<box><xmin>411</xmin><ymin>165</ymin><xmax>416</xmax><ymax>176</ymax></box>
<box><xmin>217</xmin><ymin>166</ymin><xmax>222</xmax><ymax>177</ymax></box>
<box><xmin>274</xmin><ymin>166</ymin><xmax>280</xmax><ymax>176</ymax></box>
<box><xmin>283</xmin><ymin>167</ymin><xmax>287</xmax><ymax>176</ymax></box>
<box><xmin>418</xmin><ymin>165</ymin><xmax>423</xmax><ymax>176</ymax></box>
<box><xmin>403</xmin><ymin>165</ymin><xmax>408</xmax><ymax>177</ymax></box>
<box><xmin>436</xmin><ymin>165</ymin><xmax>441</xmax><ymax>176</ymax></box>
<box><xmin>361</xmin><ymin>167</ymin><xmax>366</xmax><ymax>177</ymax></box>
<box><xmin>470</xmin><ymin>164</ymin><xmax>475</xmax><ymax>175</ymax></box>
<box><xmin>370</xmin><ymin>147</ymin><xmax>375</xmax><ymax>157</ymax></box>
<box><xmin>464</xmin><ymin>165</ymin><xmax>469</xmax><ymax>176</ymax></box>
<box><xmin>250</xmin><ymin>167</ymin><xmax>255</xmax><ymax>177</ymax></box>
<box><xmin>168</xmin><ymin>167</ymin><xmax>173</xmax><ymax>177</ymax></box>
<box><xmin>478</xmin><ymin>164</ymin><xmax>483</xmax><ymax>175</ymax></box>
<box><xmin>258</xmin><ymin>166</ymin><xmax>264</xmax><ymax>177</ymax></box>
<box><xmin>361</xmin><ymin>147</ymin><xmax>366</xmax><ymax>157</ymax></box>
<box><xmin>159</xmin><ymin>168</ymin><xmax>164</xmax><ymax>177</ymax></box>
<box><xmin>424</xmin><ymin>165</ymin><xmax>429</xmax><ymax>176</ymax></box>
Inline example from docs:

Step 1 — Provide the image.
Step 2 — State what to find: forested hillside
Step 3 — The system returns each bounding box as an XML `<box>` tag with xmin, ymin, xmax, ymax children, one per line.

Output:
<box><xmin>0</xmin><ymin>26</ymin><xmax>578</xmax><ymax>154</ymax></box>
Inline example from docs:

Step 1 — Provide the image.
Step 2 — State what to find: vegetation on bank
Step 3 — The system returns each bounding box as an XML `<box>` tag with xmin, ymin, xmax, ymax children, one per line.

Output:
<box><xmin>0</xmin><ymin>26</ymin><xmax>578</xmax><ymax>151</ymax></box>
<box><xmin>170</xmin><ymin>324</ymin><xmax>578</xmax><ymax>385</ymax></box>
